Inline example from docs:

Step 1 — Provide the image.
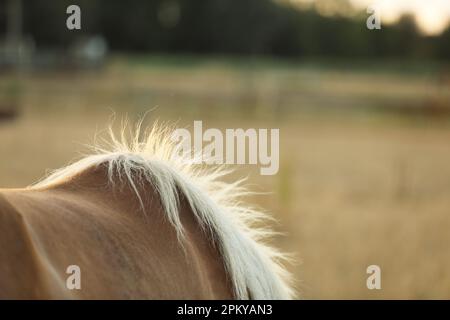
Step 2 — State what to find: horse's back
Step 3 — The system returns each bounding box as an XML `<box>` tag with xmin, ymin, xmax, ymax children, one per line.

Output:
<box><xmin>0</xmin><ymin>166</ymin><xmax>233</xmax><ymax>299</ymax></box>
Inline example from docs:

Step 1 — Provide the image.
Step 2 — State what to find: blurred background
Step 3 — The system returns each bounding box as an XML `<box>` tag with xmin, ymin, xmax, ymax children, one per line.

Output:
<box><xmin>1</xmin><ymin>0</ymin><xmax>449</xmax><ymax>299</ymax></box>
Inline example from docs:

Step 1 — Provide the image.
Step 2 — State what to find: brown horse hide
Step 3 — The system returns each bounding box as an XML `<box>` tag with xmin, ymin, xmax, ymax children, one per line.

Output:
<box><xmin>0</xmin><ymin>165</ymin><xmax>233</xmax><ymax>299</ymax></box>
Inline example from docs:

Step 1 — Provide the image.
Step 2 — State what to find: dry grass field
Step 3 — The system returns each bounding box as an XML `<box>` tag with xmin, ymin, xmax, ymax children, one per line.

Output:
<box><xmin>1</xmin><ymin>56</ymin><xmax>449</xmax><ymax>299</ymax></box>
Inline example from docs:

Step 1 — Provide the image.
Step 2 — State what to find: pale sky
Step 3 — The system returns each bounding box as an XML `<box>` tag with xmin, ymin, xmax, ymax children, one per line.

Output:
<box><xmin>288</xmin><ymin>0</ymin><xmax>450</xmax><ymax>35</ymax></box>
<box><xmin>352</xmin><ymin>0</ymin><xmax>450</xmax><ymax>35</ymax></box>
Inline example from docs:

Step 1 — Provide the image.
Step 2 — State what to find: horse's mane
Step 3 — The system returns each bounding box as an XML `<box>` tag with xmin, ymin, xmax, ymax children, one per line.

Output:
<box><xmin>31</xmin><ymin>120</ymin><xmax>294</xmax><ymax>299</ymax></box>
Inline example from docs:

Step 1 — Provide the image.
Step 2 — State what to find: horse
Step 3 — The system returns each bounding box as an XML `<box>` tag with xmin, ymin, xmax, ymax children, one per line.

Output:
<box><xmin>0</xmin><ymin>122</ymin><xmax>293</xmax><ymax>299</ymax></box>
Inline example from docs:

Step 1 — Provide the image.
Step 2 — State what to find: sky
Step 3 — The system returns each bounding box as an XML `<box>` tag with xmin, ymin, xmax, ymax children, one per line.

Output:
<box><xmin>351</xmin><ymin>0</ymin><xmax>450</xmax><ymax>35</ymax></box>
<box><xmin>289</xmin><ymin>0</ymin><xmax>450</xmax><ymax>35</ymax></box>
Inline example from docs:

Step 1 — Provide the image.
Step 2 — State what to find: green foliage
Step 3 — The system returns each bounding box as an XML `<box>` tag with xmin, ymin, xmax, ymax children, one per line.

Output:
<box><xmin>0</xmin><ymin>0</ymin><xmax>448</xmax><ymax>60</ymax></box>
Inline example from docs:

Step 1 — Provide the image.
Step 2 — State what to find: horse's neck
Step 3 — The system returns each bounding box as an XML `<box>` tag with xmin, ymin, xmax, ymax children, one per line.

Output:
<box><xmin>0</xmin><ymin>165</ymin><xmax>234</xmax><ymax>299</ymax></box>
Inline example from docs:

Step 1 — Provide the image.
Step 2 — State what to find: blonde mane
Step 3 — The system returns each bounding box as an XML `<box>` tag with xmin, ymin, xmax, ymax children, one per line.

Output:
<box><xmin>32</xmin><ymin>120</ymin><xmax>294</xmax><ymax>299</ymax></box>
